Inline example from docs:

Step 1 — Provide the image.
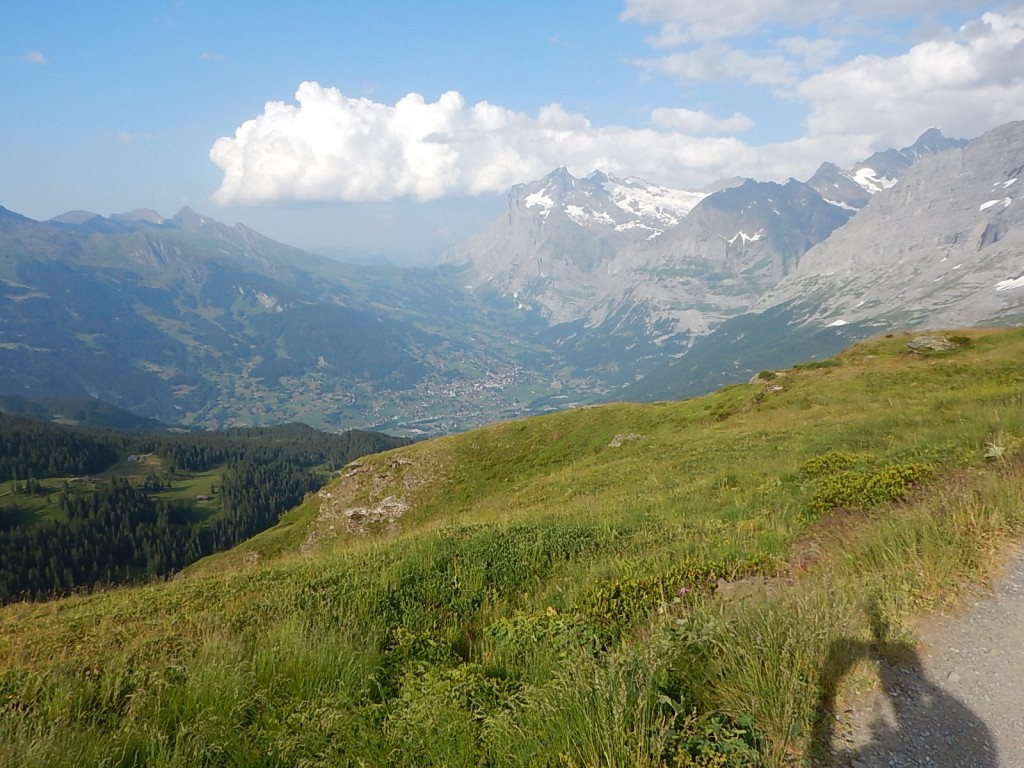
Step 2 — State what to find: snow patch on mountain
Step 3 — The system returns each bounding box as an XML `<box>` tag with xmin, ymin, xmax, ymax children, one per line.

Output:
<box><xmin>995</xmin><ymin>275</ymin><xmax>1024</xmax><ymax>291</ymax></box>
<box><xmin>615</xmin><ymin>220</ymin><xmax>662</xmax><ymax>238</ymax></box>
<box><xmin>823</xmin><ymin>198</ymin><xmax>858</xmax><ymax>212</ymax></box>
<box><xmin>599</xmin><ymin>175</ymin><xmax>707</xmax><ymax>231</ymax></box>
<box><xmin>515</xmin><ymin>168</ymin><xmax>708</xmax><ymax>238</ymax></box>
<box><xmin>724</xmin><ymin>229</ymin><xmax>765</xmax><ymax>245</ymax></box>
<box><xmin>565</xmin><ymin>205</ymin><xmax>615</xmax><ymax>228</ymax></box>
<box><xmin>524</xmin><ymin>190</ymin><xmax>555</xmax><ymax>217</ymax></box>
<box><xmin>980</xmin><ymin>197</ymin><xmax>1013</xmax><ymax>211</ymax></box>
<box><xmin>853</xmin><ymin>167</ymin><xmax>899</xmax><ymax>193</ymax></box>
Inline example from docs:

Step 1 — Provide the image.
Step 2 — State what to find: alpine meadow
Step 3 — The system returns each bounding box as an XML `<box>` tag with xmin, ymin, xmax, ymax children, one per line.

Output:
<box><xmin>4</xmin><ymin>328</ymin><xmax>1024</xmax><ymax>766</ymax></box>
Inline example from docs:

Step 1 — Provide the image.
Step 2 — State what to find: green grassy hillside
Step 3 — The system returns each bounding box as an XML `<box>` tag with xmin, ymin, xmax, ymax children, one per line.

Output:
<box><xmin>3</xmin><ymin>328</ymin><xmax>1024</xmax><ymax>766</ymax></box>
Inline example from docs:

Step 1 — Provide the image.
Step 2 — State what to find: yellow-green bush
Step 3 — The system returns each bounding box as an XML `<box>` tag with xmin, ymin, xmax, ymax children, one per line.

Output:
<box><xmin>809</xmin><ymin>463</ymin><xmax>932</xmax><ymax>514</ymax></box>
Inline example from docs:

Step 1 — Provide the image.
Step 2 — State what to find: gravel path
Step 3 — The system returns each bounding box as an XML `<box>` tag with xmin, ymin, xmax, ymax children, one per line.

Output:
<box><xmin>827</xmin><ymin>545</ymin><xmax>1024</xmax><ymax>767</ymax></box>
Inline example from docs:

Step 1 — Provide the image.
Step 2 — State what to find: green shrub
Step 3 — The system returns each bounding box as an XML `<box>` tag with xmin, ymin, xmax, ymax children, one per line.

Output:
<box><xmin>384</xmin><ymin>662</ymin><xmax>509</xmax><ymax>766</ymax></box>
<box><xmin>670</xmin><ymin>712</ymin><xmax>766</xmax><ymax>767</ymax></box>
<box><xmin>809</xmin><ymin>463</ymin><xmax>932</xmax><ymax>514</ymax></box>
<box><xmin>486</xmin><ymin>609</ymin><xmax>601</xmax><ymax>660</ymax></box>
<box><xmin>799</xmin><ymin>451</ymin><xmax>871</xmax><ymax>478</ymax></box>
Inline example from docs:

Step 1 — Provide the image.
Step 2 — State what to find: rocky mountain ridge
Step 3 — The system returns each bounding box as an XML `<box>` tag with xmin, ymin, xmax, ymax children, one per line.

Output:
<box><xmin>806</xmin><ymin>128</ymin><xmax>968</xmax><ymax>211</ymax></box>
<box><xmin>444</xmin><ymin>130</ymin><xmax>960</xmax><ymax>365</ymax></box>
<box><xmin>622</xmin><ymin>120</ymin><xmax>1024</xmax><ymax>402</ymax></box>
<box><xmin>759</xmin><ymin>120</ymin><xmax>1024</xmax><ymax>329</ymax></box>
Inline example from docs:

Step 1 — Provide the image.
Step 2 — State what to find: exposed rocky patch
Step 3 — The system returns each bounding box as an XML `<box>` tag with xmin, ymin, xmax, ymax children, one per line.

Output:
<box><xmin>906</xmin><ymin>334</ymin><xmax>959</xmax><ymax>352</ymax></box>
<box><xmin>608</xmin><ymin>433</ymin><xmax>645</xmax><ymax>448</ymax></box>
<box><xmin>303</xmin><ymin>454</ymin><xmax>433</xmax><ymax>552</ymax></box>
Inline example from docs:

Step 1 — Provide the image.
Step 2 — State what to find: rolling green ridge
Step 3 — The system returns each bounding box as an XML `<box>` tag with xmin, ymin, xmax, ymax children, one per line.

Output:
<box><xmin>3</xmin><ymin>328</ymin><xmax>1024</xmax><ymax>766</ymax></box>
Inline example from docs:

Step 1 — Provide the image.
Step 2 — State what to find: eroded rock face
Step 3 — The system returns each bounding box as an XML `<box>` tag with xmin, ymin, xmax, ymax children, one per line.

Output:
<box><xmin>339</xmin><ymin>496</ymin><xmax>409</xmax><ymax>532</ymax></box>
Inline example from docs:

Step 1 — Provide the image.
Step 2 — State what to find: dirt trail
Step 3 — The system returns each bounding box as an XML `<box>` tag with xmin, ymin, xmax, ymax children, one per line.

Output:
<box><xmin>827</xmin><ymin>545</ymin><xmax>1024</xmax><ymax>767</ymax></box>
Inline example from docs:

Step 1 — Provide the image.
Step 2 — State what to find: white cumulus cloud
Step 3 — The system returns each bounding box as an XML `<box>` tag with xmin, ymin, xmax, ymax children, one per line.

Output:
<box><xmin>624</xmin><ymin>4</ymin><xmax>1024</xmax><ymax>173</ymax></box>
<box><xmin>799</xmin><ymin>10</ymin><xmax>1024</xmax><ymax>146</ymax></box>
<box><xmin>209</xmin><ymin>82</ymin><xmax>761</xmax><ymax>204</ymax></box>
<box><xmin>22</xmin><ymin>50</ymin><xmax>48</xmax><ymax>65</ymax></box>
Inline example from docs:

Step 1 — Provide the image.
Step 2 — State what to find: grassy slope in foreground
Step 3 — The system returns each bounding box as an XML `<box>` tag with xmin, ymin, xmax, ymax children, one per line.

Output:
<box><xmin>3</xmin><ymin>328</ymin><xmax>1024</xmax><ymax>767</ymax></box>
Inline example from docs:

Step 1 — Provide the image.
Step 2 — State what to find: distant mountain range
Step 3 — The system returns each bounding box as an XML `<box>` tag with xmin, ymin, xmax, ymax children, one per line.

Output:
<box><xmin>1</xmin><ymin>122</ymin><xmax>1021</xmax><ymax>432</ymax></box>
<box><xmin>806</xmin><ymin>127</ymin><xmax>967</xmax><ymax>210</ymax></box>
<box><xmin>0</xmin><ymin>205</ymin><xmax>549</xmax><ymax>433</ymax></box>
<box><xmin>623</xmin><ymin>121</ymin><xmax>1023</xmax><ymax>401</ymax></box>
<box><xmin>443</xmin><ymin>127</ymin><xmax>972</xmax><ymax>390</ymax></box>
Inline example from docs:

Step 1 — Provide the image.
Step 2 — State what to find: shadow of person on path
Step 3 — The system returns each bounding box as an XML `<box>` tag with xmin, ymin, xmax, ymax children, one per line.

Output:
<box><xmin>812</xmin><ymin>601</ymin><xmax>999</xmax><ymax>767</ymax></box>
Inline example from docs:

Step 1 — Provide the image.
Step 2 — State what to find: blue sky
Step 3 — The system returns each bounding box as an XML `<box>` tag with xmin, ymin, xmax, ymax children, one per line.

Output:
<box><xmin>3</xmin><ymin>1</ymin><xmax>1022</xmax><ymax>261</ymax></box>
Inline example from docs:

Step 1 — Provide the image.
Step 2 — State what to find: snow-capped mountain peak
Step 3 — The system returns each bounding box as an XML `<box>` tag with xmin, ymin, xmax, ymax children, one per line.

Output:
<box><xmin>517</xmin><ymin>167</ymin><xmax>705</xmax><ymax>238</ymax></box>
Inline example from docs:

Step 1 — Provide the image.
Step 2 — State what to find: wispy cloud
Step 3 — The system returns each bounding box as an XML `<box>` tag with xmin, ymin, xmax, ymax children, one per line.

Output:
<box><xmin>633</xmin><ymin>42</ymin><xmax>799</xmax><ymax>86</ymax></box>
<box><xmin>620</xmin><ymin>0</ymin><xmax>992</xmax><ymax>44</ymax></box>
<box><xmin>200</xmin><ymin>51</ymin><xmax>226</xmax><ymax>61</ymax></box>
<box><xmin>620</xmin><ymin>0</ymin><xmax>995</xmax><ymax>87</ymax></box>
<box><xmin>22</xmin><ymin>51</ymin><xmax>48</xmax><ymax>65</ymax></box>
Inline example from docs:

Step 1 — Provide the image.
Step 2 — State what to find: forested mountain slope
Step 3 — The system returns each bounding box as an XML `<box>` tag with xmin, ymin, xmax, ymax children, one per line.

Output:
<box><xmin>0</xmin><ymin>415</ymin><xmax>407</xmax><ymax>601</ymax></box>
